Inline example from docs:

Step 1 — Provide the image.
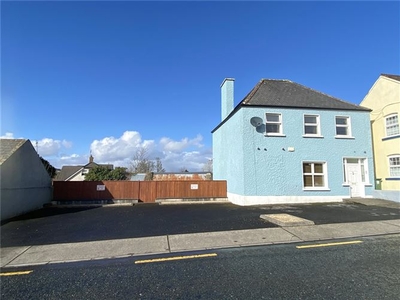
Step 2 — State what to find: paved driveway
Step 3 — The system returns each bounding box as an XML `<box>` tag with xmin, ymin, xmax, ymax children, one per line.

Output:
<box><xmin>1</xmin><ymin>202</ymin><xmax>399</xmax><ymax>247</ymax></box>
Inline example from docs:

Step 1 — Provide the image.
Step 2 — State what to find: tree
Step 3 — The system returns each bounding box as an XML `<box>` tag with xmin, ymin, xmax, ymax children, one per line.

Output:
<box><xmin>109</xmin><ymin>167</ymin><xmax>128</xmax><ymax>180</ymax></box>
<box><xmin>129</xmin><ymin>147</ymin><xmax>165</xmax><ymax>179</ymax></box>
<box><xmin>40</xmin><ymin>157</ymin><xmax>57</xmax><ymax>178</ymax></box>
<box><xmin>130</xmin><ymin>146</ymin><xmax>154</xmax><ymax>174</ymax></box>
<box><xmin>202</xmin><ymin>159</ymin><xmax>213</xmax><ymax>172</ymax></box>
<box><xmin>84</xmin><ymin>166</ymin><xmax>127</xmax><ymax>181</ymax></box>
<box><xmin>155</xmin><ymin>157</ymin><xmax>165</xmax><ymax>173</ymax></box>
<box><xmin>202</xmin><ymin>159</ymin><xmax>213</xmax><ymax>180</ymax></box>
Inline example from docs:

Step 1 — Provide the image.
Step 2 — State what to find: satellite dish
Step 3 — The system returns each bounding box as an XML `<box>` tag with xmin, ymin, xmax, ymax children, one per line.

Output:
<box><xmin>250</xmin><ymin>117</ymin><xmax>263</xmax><ymax>127</ymax></box>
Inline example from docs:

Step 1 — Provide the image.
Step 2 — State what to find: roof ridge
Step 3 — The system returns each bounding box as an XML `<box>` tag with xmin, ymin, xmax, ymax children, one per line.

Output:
<box><xmin>381</xmin><ymin>73</ymin><xmax>400</xmax><ymax>81</ymax></box>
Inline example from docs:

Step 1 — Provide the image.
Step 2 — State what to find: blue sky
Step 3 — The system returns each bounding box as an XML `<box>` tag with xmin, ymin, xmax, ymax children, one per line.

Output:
<box><xmin>2</xmin><ymin>1</ymin><xmax>399</xmax><ymax>171</ymax></box>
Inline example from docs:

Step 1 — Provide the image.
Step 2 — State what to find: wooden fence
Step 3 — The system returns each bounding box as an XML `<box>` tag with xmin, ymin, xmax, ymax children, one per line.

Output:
<box><xmin>53</xmin><ymin>180</ymin><xmax>227</xmax><ymax>203</ymax></box>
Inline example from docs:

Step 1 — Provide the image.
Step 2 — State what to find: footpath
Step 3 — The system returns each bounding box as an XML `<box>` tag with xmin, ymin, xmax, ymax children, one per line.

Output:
<box><xmin>1</xmin><ymin>198</ymin><xmax>399</xmax><ymax>268</ymax></box>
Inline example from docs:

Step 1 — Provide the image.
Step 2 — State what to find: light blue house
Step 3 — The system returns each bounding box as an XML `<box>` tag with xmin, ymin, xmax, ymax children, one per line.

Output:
<box><xmin>212</xmin><ymin>78</ymin><xmax>374</xmax><ymax>205</ymax></box>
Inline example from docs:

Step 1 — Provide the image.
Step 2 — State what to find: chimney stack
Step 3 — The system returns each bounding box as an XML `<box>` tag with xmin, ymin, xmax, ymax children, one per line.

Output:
<box><xmin>89</xmin><ymin>154</ymin><xmax>94</xmax><ymax>163</ymax></box>
<box><xmin>220</xmin><ymin>78</ymin><xmax>235</xmax><ymax>120</ymax></box>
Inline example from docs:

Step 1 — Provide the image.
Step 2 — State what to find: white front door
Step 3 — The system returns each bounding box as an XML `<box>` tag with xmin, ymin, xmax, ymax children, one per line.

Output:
<box><xmin>348</xmin><ymin>164</ymin><xmax>365</xmax><ymax>198</ymax></box>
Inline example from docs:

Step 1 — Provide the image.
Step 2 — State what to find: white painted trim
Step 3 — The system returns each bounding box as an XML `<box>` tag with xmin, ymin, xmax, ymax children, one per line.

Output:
<box><xmin>335</xmin><ymin>136</ymin><xmax>355</xmax><ymax>139</ymax></box>
<box><xmin>334</xmin><ymin>115</ymin><xmax>352</xmax><ymax>138</ymax></box>
<box><xmin>264</xmin><ymin>133</ymin><xmax>286</xmax><ymax>137</ymax></box>
<box><xmin>302</xmin><ymin>135</ymin><xmax>324</xmax><ymax>138</ymax></box>
<box><xmin>227</xmin><ymin>193</ymin><xmax>347</xmax><ymax>206</ymax></box>
<box><xmin>384</xmin><ymin>113</ymin><xmax>399</xmax><ymax>137</ymax></box>
<box><xmin>303</xmin><ymin>113</ymin><xmax>321</xmax><ymax>136</ymax></box>
<box><xmin>265</xmin><ymin>112</ymin><xmax>283</xmax><ymax>135</ymax></box>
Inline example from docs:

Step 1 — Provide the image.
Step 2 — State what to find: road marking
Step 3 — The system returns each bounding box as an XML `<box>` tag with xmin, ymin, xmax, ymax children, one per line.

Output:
<box><xmin>135</xmin><ymin>253</ymin><xmax>218</xmax><ymax>264</ymax></box>
<box><xmin>0</xmin><ymin>270</ymin><xmax>33</xmax><ymax>276</ymax></box>
<box><xmin>296</xmin><ymin>240</ymin><xmax>363</xmax><ymax>249</ymax></box>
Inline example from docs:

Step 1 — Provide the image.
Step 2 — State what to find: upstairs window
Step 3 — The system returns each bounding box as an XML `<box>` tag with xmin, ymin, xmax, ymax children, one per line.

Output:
<box><xmin>389</xmin><ymin>155</ymin><xmax>400</xmax><ymax>177</ymax></box>
<box><xmin>335</xmin><ymin>116</ymin><xmax>352</xmax><ymax>137</ymax></box>
<box><xmin>385</xmin><ymin>114</ymin><xmax>399</xmax><ymax>137</ymax></box>
<box><xmin>265</xmin><ymin>113</ymin><xmax>283</xmax><ymax>135</ymax></box>
<box><xmin>304</xmin><ymin>115</ymin><xmax>321</xmax><ymax>136</ymax></box>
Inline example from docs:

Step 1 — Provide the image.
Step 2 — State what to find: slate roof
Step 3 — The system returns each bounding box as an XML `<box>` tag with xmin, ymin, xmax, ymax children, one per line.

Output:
<box><xmin>54</xmin><ymin>162</ymin><xmax>114</xmax><ymax>181</ymax></box>
<box><xmin>241</xmin><ymin>79</ymin><xmax>370</xmax><ymax>111</ymax></box>
<box><xmin>0</xmin><ymin>139</ymin><xmax>27</xmax><ymax>165</ymax></box>
<box><xmin>381</xmin><ymin>74</ymin><xmax>400</xmax><ymax>81</ymax></box>
<box><xmin>84</xmin><ymin>162</ymin><xmax>113</xmax><ymax>170</ymax></box>
<box><xmin>54</xmin><ymin>166</ymin><xmax>83</xmax><ymax>181</ymax></box>
<box><xmin>212</xmin><ymin>79</ymin><xmax>370</xmax><ymax>132</ymax></box>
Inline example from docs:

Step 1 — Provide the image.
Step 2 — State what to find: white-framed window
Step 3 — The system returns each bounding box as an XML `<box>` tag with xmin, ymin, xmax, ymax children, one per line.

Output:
<box><xmin>385</xmin><ymin>113</ymin><xmax>399</xmax><ymax>137</ymax></box>
<box><xmin>388</xmin><ymin>155</ymin><xmax>400</xmax><ymax>177</ymax></box>
<box><xmin>303</xmin><ymin>161</ymin><xmax>328</xmax><ymax>189</ymax></box>
<box><xmin>335</xmin><ymin>116</ymin><xmax>352</xmax><ymax>137</ymax></box>
<box><xmin>342</xmin><ymin>158</ymin><xmax>369</xmax><ymax>184</ymax></box>
<box><xmin>303</xmin><ymin>114</ymin><xmax>321</xmax><ymax>136</ymax></box>
<box><xmin>265</xmin><ymin>113</ymin><xmax>283</xmax><ymax>135</ymax></box>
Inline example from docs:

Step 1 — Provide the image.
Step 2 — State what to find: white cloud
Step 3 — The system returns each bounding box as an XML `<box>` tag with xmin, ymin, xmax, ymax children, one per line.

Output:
<box><xmin>3</xmin><ymin>131</ymin><xmax>212</xmax><ymax>172</ymax></box>
<box><xmin>159</xmin><ymin>134</ymin><xmax>203</xmax><ymax>152</ymax></box>
<box><xmin>90</xmin><ymin>131</ymin><xmax>156</xmax><ymax>164</ymax></box>
<box><xmin>88</xmin><ymin>131</ymin><xmax>209</xmax><ymax>171</ymax></box>
<box><xmin>32</xmin><ymin>138</ymin><xmax>73</xmax><ymax>157</ymax></box>
<box><xmin>0</xmin><ymin>132</ymin><xmax>72</xmax><ymax>157</ymax></box>
<box><xmin>0</xmin><ymin>132</ymin><xmax>15</xmax><ymax>139</ymax></box>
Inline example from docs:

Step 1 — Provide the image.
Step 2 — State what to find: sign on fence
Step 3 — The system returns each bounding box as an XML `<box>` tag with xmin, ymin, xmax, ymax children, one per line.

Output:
<box><xmin>97</xmin><ymin>185</ymin><xmax>105</xmax><ymax>191</ymax></box>
<box><xmin>190</xmin><ymin>184</ymin><xmax>198</xmax><ymax>190</ymax></box>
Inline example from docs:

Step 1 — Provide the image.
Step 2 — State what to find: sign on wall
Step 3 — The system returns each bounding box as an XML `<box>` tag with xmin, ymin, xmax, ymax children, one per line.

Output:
<box><xmin>190</xmin><ymin>184</ymin><xmax>198</xmax><ymax>190</ymax></box>
<box><xmin>97</xmin><ymin>185</ymin><xmax>105</xmax><ymax>191</ymax></box>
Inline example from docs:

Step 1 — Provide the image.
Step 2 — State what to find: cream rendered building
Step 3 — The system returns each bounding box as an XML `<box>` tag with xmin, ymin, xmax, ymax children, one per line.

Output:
<box><xmin>361</xmin><ymin>74</ymin><xmax>400</xmax><ymax>201</ymax></box>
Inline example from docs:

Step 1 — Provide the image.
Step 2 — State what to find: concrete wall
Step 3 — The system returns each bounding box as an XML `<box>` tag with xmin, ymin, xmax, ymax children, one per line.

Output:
<box><xmin>1</xmin><ymin>141</ymin><xmax>52</xmax><ymax>221</ymax></box>
<box><xmin>213</xmin><ymin>106</ymin><xmax>375</xmax><ymax>205</ymax></box>
<box><xmin>372</xmin><ymin>190</ymin><xmax>400</xmax><ymax>203</ymax></box>
<box><xmin>213</xmin><ymin>109</ymin><xmax>245</xmax><ymax>196</ymax></box>
<box><xmin>361</xmin><ymin>75</ymin><xmax>400</xmax><ymax>190</ymax></box>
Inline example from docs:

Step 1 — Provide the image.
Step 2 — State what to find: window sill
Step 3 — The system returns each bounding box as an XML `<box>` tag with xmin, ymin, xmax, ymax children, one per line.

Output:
<box><xmin>335</xmin><ymin>136</ymin><xmax>355</xmax><ymax>139</ymax></box>
<box><xmin>382</xmin><ymin>134</ymin><xmax>400</xmax><ymax>141</ymax></box>
<box><xmin>264</xmin><ymin>133</ymin><xmax>286</xmax><ymax>137</ymax></box>
<box><xmin>303</xmin><ymin>188</ymin><xmax>331</xmax><ymax>191</ymax></box>
<box><xmin>342</xmin><ymin>183</ymin><xmax>372</xmax><ymax>187</ymax></box>
<box><xmin>386</xmin><ymin>177</ymin><xmax>400</xmax><ymax>181</ymax></box>
<box><xmin>302</xmin><ymin>135</ymin><xmax>324</xmax><ymax>138</ymax></box>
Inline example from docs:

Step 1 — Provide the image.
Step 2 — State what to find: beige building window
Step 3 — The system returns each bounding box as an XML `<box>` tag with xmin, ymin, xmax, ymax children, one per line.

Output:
<box><xmin>389</xmin><ymin>155</ymin><xmax>400</xmax><ymax>177</ymax></box>
<box><xmin>385</xmin><ymin>113</ymin><xmax>399</xmax><ymax>137</ymax></box>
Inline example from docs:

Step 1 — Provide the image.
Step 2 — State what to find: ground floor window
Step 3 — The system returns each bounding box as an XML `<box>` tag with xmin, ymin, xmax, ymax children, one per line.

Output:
<box><xmin>303</xmin><ymin>162</ymin><xmax>327</xmax><ymax>189</ymax></box>
<box><xmin>389</xmin><ymin>155</ymin><xmax>400</xmax><ymax>177</ymax></box>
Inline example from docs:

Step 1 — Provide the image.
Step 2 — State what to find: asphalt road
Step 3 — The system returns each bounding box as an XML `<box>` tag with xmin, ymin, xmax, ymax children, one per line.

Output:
<box><xmin>1</xmin><ymin>234</ymin><xmax>399</xmax><ymax>299</ymax></box>
<box><xmin>1</xmin><ymin>202</ymin><xmax>399</xmax><ymax>247</ymax></box>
